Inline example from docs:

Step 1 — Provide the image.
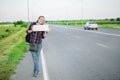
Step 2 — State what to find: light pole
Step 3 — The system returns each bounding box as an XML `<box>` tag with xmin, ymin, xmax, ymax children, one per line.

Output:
<box><xmin>81</xmin><ymin>0</ymin><xmax>84</xmax><ymax>26</ymax></box>
<box><xmin>27</xmin><ymin>0</ymin><xmax>30</xmax><ymax>22</ymax></box>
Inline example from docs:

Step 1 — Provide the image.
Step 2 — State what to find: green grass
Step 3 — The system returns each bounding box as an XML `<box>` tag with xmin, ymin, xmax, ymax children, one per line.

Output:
<box><xmin>0</xmin><ymin>41</ymin><xmax>27</xmax><ymax>80</ymax></box>
<box><xmin>99</xmin><ymin>24</ymin><xmax>120</xmax><ymax>29</ymax></box>
<box><xmin>0</xmin><ymin>26</ymin><xmax>21</xmax><ymax>39</ymax></box>
<box><xmin>0</xmin><ymin>26</ymin><xmax>27</xmax><ymax>80</ymax></box>
<box><xmin>48</xmin><ymin>20</ymin><xmax>120</xmax><ymax>29</ymax></box>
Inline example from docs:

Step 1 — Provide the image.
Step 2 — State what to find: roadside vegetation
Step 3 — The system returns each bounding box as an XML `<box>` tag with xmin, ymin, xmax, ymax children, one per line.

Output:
<box><xmin>48</xmin><ymin>17</ymin><xmax>120</xmax><ymax>29</ymax></box>
<box><xmin>0</xmin><ymin>21</ymin><xmax>28</xmax><ymax>80</ymax></box>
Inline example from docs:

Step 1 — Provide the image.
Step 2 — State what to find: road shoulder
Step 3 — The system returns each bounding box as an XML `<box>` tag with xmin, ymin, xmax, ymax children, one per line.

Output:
<box><xmin>10</xmin><ymin>51</ymin><xmax>43</xmax><ymax>80</ymax></box>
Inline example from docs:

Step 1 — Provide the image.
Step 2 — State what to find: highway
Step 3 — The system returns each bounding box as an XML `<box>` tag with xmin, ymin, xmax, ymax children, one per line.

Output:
<box><xmin>43</xmin><ymin>25</ymin><xmax>120</xmax><ymax>80</ymax></box>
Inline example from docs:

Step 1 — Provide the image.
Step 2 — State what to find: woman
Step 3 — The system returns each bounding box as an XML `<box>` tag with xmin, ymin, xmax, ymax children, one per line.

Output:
<box><xmin>26</xmin><ymin>16</ymin><xmax>50</xmax><ymax>77</ymax></box>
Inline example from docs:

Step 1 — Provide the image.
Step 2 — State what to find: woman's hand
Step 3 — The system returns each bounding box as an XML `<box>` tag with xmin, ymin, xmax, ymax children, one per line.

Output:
<box><xmin>28</xmin><ymin>30</ymin><xmax>33</xmax><ymax>33</ymax></box>
<box><xmin>27</xmin><ymin>26</ymin><xmax>33</xmax><ymax>33</ymax></box>
<box><xmin>43</xmin><ymin>26</ymin><xmax>51</xmax><ymax>37</ymax></box>
<box><xmin>43</xmin><ymin>32</ymin><xmax>48</xmax><ymax>38</ymax></box>
<box><xmin>48</xmin><ymin>26</ymin><xmax>51</xmax><ymax>32</ymax></box>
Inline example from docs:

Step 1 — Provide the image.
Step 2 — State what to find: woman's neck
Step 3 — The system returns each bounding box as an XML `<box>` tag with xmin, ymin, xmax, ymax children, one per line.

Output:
<box><xmin>36</xmin><ymin>23</ymin><xmax>44</xmax><ymax>25</ymax></box>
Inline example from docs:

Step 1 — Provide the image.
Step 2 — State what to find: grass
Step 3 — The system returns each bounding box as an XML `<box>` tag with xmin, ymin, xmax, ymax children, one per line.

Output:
<box><xmin>0</xmin><ymin>26</ymin><xmax>27</xmax><ymax>80</ymax></box>
<box><xmin>0</xmin><ymin>26</ymin><xmax>21</xmax><ymax>39</ymax></box>
<box><xmin>0</xmin><ymin>41</ymin><xmax>27</xmax><ymax>80</ymax></box>
<box><xmin>99</xmin><ymin>24</ymin><xmax>120</xmax><ymax>29</ymax></box>
<box><xmin>48</xmin><ymin>20</ymin><xmax>120</xmax><ymax>29</ymax></box>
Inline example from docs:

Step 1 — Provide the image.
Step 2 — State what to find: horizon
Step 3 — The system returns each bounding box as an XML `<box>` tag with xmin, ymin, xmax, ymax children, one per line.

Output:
<box><xmin>0</xmin><ymin>0</ymin><xmax>120</xmax><ymax>22</ymax></box>
<box><xmin>0</xmin><ymin>17</ymin><xmax>120</xmax><ymax>23</ymax></box>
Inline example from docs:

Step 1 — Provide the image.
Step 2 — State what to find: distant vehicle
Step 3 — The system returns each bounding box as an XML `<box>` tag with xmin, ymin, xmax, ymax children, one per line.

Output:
<box><xmin>84</xmin><ymin>22</ymin><xmax>98</xmax><ymax>30</ymax></box>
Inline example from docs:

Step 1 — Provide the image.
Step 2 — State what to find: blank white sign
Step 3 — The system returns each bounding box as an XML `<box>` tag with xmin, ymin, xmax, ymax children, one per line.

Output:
<box><xmin>33</xmin><ymin>25</ymin><xmax>49</xmax><ymax>31</ymax></box>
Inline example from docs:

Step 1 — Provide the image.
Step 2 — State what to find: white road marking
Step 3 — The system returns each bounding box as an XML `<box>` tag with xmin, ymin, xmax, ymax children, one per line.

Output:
<box><xmin>54</xmin><ymin>26</ymin><xmax>120</xmax><ymax>37</ymax></box>
<box><xmin>96</xmin><ymin>43</ymin><xmax>108</xmax><ymax>48</ymax></box>
<box><xmin>41</xmin><ymin>49</ymin><xmax>50</xmax><ymax>80</ymax></box>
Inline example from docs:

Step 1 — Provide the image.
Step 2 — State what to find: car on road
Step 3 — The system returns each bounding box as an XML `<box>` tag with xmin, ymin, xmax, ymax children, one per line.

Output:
<box><xmin>84</xmin><ymin>22</ymin><xmax>98</xmax><ymax>30</ymax></box>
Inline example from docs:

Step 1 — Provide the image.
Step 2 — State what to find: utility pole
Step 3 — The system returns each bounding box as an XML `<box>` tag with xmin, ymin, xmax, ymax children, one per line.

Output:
<box><xmin>81</xmin><ymin>0</ymin><xmax>84</xmax><ymax>26</ymax></box>
<box><xmin>27</xmin><ymin>0</ymin><xmax>30</xmax><ymax>22</ymax></box>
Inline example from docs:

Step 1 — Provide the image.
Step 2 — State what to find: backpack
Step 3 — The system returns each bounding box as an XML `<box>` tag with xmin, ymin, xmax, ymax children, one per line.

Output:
<box><xmin>25</xmin><ymin>33</ymin><xmax>31</xmax><ymax>43</ymax></box>
<box><xmin>25</xmin><ymin>22</ymin><xmax>36</xmax><ymax>43</ymax></box>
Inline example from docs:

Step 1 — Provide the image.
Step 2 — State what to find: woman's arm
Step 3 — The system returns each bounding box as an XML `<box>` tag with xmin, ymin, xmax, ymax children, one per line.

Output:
<box><xmin>27</xmin><ymin>29</ymin><xmax>33</xmax><ymax>33</ymax></box>
<box><xmin>48</xmin><ymin>26</ymin><xmax>51</xmax><ymax>32</ymax></box>
<box><xmin>43</xmin><ymin>26</ymin><xmax>51</xmax><ymax>38</ymax></box>
<box><xmin>26</xmin><ymin>22</ymin><xmax>36</xmax><ymax>33</ymax></box>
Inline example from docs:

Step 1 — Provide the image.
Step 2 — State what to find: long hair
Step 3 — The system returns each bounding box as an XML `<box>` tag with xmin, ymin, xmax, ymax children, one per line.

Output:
<box><xmin>36</xmin><ymin>16</ymin><xmax>45</xmax><ymax>23</ymax></box>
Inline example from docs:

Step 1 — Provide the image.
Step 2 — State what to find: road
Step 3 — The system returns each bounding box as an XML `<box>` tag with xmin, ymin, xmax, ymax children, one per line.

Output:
<box><xmin>43</xmin><ymin>25</ymin><xmax>120</xmax><ymax>80</ymax></box>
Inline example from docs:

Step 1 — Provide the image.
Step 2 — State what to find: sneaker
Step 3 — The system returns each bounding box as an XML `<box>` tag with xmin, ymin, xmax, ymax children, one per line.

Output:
<box><xmin>33</xmin><ymin>73</ymin><xmax>37</xmax><ymax>78</ymax></box>
<box><xmin>37</xmin><ymin>72</ymin><xmax>42</xmax><ymax>77</ymax></box>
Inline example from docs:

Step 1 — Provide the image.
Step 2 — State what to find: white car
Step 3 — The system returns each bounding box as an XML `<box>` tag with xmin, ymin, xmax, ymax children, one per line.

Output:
<box><xmin>84</xmin><ymin>22</ymin><xmax>98</xmax><ymax>30</ymax></box>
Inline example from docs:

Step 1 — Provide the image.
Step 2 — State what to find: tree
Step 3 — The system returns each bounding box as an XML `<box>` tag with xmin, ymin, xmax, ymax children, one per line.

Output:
<box><xmin>16</xmin><ymin>20</ymin><xmax>24</xmax><ymax>25</ymax></box>
<box><xmin>105</xmin><ymin>18</ymin><xmax>108</xmax><ymax>21</ymax></box>
<box><xmin>13</xmin><ymin>20</ymin><xmax>27</xmax><ymax>27</ymax></box>
<box><xmin>13</xmin><ymin>20</ymin><xmax>24</xmax><ymax>27</ymax></box>
<box><xmin>13</xmin><ymin>22</ymin><xmax>17</xmax><ymax>27</ymax></box>
<box><xmin>116</xmin><ymin>17</ymin><xmax>120</xmax><ymax>21</ymax></box>
<box><xmin>110</xmin><ymin>18</ymin><xmax>114</xmax><ymax>21</ymax></box>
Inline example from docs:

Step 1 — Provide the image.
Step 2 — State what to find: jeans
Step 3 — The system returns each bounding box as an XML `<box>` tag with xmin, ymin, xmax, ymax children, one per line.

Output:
<box><xmin>31</xmin><ymin>43</ymin><xmax>42</xmax><ymax>74</ymax></box>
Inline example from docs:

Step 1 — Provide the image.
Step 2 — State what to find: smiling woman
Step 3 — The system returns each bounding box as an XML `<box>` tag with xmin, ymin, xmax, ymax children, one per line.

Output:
<box><xmin>26</xmin><ymin>16</ymin><xmax>51</xmax><ymax>77</ymax></box>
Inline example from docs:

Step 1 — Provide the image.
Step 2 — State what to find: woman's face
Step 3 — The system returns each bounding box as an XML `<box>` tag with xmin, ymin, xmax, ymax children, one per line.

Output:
<box><xmin>38</xmin><ymin>17</ymin><xmax>45</xmax><ymax>25</ymax></box>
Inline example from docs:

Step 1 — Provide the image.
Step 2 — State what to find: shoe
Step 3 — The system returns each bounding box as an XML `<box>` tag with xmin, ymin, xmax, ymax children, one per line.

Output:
<box><xmin>33</xmin><ymin>73</ymin><xmax>37</xmax><ymax>78</ymax></box>
<box><xmin>37</xmin><ymin>72</ymin><xmax>42</xmax><ymax>77</ymax></box>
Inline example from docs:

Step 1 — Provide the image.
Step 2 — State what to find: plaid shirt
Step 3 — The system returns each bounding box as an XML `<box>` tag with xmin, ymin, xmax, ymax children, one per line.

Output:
<box><xmin>27</xmin><ymin>22</ymin><xmax>44</xmax><ymax>44</ymax></box>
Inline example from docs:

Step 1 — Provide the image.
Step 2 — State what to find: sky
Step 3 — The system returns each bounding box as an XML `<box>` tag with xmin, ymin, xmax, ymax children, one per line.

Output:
<box><xmin>0</xmin><ymin>0</ymin><xmax>120</xmax><ymax>22</ymax></box>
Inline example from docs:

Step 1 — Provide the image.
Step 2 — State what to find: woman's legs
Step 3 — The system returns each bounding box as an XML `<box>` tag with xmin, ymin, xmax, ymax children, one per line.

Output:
<box><xmin>31</xmin><ymin>43</ymin><xmax>42</xmax><ymax>75</ymax></box>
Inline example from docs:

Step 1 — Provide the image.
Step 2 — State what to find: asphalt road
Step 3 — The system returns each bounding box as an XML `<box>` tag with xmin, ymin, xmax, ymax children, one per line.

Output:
<box><xmin>43</xmin><ymin>25</ymin><xmax>120</xmax><ymax>80</ymax></box>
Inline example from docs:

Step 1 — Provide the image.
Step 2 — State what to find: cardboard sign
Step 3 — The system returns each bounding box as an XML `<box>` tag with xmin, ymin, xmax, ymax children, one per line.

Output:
<box><xmin>33</xmin><ymin>25</ymin><xmax>49</xmax><ymax>31</ymax></box>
